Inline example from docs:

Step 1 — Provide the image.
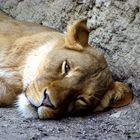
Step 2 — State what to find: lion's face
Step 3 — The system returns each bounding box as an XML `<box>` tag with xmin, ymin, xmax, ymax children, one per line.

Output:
<box><xmin>17</xmin><ymin>19</ymin><xmax>131</xmax><ymax>119</ymax></box>
<box><xmin>22</xmin><ymin>45</ymin><xmax>112</xmax><ymax>119</ymax></box>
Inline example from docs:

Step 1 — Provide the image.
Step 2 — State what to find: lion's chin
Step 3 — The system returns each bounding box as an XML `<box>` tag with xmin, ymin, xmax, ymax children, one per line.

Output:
<box><xmin>38</xmin><ymin>106</ymin><xmax>54</xmax><ymax>119</ymax></box>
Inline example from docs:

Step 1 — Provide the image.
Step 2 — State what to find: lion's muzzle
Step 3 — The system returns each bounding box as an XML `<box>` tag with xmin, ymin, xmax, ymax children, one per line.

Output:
<box><xmin>42</xmin><ymin>89</ymin><xmax>55</xmax><ymax>108</ymax></box>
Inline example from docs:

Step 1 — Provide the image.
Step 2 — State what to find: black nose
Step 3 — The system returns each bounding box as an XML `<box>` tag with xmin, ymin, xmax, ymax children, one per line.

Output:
<box><xmin>43</xmin><ymin>89</ymin><xmax>54</xmax><ymax>108</ymax></box>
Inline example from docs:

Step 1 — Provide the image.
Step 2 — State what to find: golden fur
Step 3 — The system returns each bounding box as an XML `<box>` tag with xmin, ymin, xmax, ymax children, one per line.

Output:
<box><xmin>0</xmin><ymin>11</ymin><xmax>133</xmax><ymax>119</ymax></box>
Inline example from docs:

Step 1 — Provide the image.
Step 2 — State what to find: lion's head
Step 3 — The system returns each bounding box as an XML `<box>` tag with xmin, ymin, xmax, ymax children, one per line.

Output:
<box><xmin>17</xmin><ymin>20</ymin><xmax>133</xmax><ymax>119</ymax></box>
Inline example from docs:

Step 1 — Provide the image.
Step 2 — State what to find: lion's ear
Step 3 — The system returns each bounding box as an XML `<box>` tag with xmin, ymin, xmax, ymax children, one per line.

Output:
<box><xmin>95</xmin><ymin>82</ymin><xmax>133</xmax><ymax>112</ymax></box>
<box><xmin>65</xmin><ymin>19</ymin><xmax>89</xmax><ymax>50</ymax></box>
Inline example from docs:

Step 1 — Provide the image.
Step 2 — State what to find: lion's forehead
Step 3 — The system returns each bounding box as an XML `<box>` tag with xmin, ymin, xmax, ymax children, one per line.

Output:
<box><xmin>46</xmin><ymin>48</ymin><xmax>101</xmax><ymax>68</ymax></box>
<box><xmin>23</xmin><ymin>40</ymin><xmax>59</xmax><ymax>88</ymax></box>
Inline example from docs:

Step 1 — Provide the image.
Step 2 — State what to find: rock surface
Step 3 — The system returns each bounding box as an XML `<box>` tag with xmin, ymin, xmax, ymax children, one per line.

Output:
<box><xmin>0</xmin><ymin>0</ymin><xmax>140</xmax><ymax>139</ymax></box>
<box><xmin>0</xmin><ymin>0</ymin><xmax>139</xmax><ymax>93</ymax></box>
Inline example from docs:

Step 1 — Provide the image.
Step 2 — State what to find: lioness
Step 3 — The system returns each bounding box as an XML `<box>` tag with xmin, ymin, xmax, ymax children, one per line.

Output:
<box><xmin>0</xmin><ymin>11</ymin><xmax>133</xmax><ymax>119</ymax></box>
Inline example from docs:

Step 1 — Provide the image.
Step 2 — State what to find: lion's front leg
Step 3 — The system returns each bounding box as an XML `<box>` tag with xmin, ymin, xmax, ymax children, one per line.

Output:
<box><xmin>0</xmin><ymin>77</ymin><xmax>22</xmax><ymax>106</ymax></box>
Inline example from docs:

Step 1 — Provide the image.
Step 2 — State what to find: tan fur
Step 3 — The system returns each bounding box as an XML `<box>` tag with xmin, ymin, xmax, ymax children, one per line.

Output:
<box><xmin>0</xmin><ymin>11</ymin><xmax>133</xmax><ymax>119</ymax></box>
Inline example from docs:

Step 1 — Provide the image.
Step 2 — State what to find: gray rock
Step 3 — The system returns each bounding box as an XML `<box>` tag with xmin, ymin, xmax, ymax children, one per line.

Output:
<box><xmin>88</xmin><ymin>0</ymin><xmax>140</xmax><ymax>94</ymax></box>
<box><xmin>0</xmin><ymin>0</ymin><xmax>140</xmax><ymax>139</ymax></box>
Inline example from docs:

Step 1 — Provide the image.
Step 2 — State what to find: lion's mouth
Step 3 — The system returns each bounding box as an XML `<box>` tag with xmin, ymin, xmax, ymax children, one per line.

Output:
<box><xmin>17</xmin><ymin>92</ymin><xmax>57</xmax><ymax>119</ymax></box>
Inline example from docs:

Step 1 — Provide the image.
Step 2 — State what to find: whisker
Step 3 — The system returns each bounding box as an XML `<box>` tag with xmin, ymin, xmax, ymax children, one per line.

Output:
<box><xmin>92</xmin><ymin>95</ymin><xmax>100</xmax><ymax>101</ymax></box>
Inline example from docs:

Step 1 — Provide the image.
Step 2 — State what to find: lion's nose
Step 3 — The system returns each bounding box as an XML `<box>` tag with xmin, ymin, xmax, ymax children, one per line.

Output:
<box><xmin>43</xmin><ymin>90</ymin><xmax>54</xmax><ymax>108</ymax></box>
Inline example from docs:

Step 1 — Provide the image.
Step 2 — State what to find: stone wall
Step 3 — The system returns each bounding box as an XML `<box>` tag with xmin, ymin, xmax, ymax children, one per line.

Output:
<box><xmin>0</xmin><ymin>0</ymin><xmax>140</xmax><ymax>94</ymax></box>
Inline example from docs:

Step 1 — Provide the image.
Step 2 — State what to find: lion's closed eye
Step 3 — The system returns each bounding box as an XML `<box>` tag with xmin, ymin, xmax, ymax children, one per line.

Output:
<box><xmin>67</xmin><ymin>97</ymin><xmax>89</xmax><ymax>115</ymax></box>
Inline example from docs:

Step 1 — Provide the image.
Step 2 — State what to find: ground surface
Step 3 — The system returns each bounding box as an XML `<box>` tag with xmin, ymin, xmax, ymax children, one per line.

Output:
<box><xmin>0</xmin><ymin>95</ymin><xmax>140</xmax><ymax>140</ymax></box>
